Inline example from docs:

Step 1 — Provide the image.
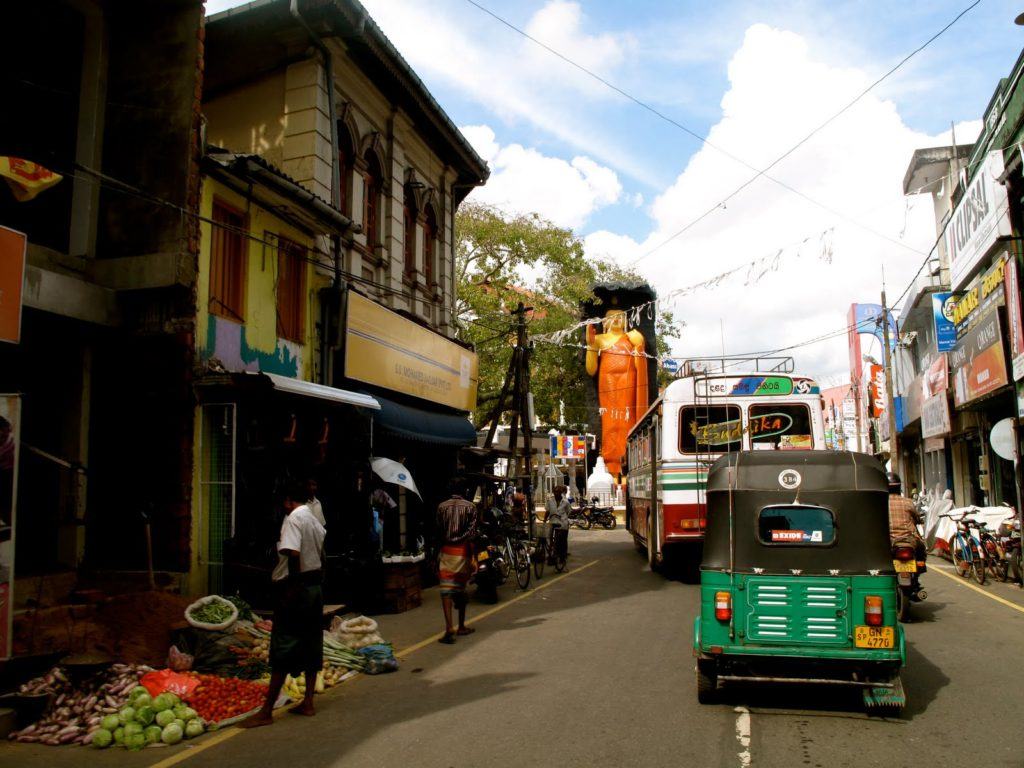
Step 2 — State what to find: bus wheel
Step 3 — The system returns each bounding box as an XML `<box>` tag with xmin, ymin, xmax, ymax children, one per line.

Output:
<box><xmin>696</xmin><ymin>660</ymin><xmax>718</xmax><ymax>704</ymax></box>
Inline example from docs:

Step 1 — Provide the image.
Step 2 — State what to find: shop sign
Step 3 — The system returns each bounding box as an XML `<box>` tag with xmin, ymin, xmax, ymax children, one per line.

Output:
<box><xmin>0</xmin><ymin>226</ymin><xmax>26</xmax><ymax>345</ymax></box>
<box><xmin>904</xmin><ymin>372</ymin><xmax>924</xmax><ymax>425</ymax></box>
<box><xmin>1003</xmin><ymin>256</ymin><xmax>1024</xmax><ymax>381</ymax></box>
<box><xmin>868</xmin><ymin>364</ymin><xmax>886</xmax><ymax>418</ymax></box>
<box><xmin>921</xmin><ymin>393</ymin><xmax>951</xmax><ymax>439</ymax></box>
<box><xmin>924</xmin><ymin>353</ymin><xmax>949</xmax><ymax>398</ymax></box>
<box><xmin>841</xmin><ymin>399</ymin><xmax>856</xmax><ymax>418</ymax></box>
<box><xmin>932</xmin><ymin>292</ymin><xmax>958</xmax><ymax>352</ymax></box>
<box><xmin>923</xmin><ymin>436</ymin><xmax>946</xmax><ymax>453</ymax></box>
<box><xmin>0</xmin><ymin>395</ymin><xmax>19</xmax><ymax>659</ymax></box>
<box><xmin>694</xmin><ymin>375</ymin><xmax>813</xmax><ymax>398</ymax></box>
<box><xmin>947</xmin><ymin>150</ymin><xmax>1012</xmax><ymax>291</ymax></box>
<box><xmin>951</xmin><ymin>309</ymin><xmax>1010</xmax><ymax>407</ymax></box>
<box><xmin>344</xmin><ymin>291</ymin><xmax>478</xmax><ymax>411</ymax></box>
<box><xmin>952</xmin><ymin>254</ymin><xmax>1006</xmax><ymax>336</ymax></box>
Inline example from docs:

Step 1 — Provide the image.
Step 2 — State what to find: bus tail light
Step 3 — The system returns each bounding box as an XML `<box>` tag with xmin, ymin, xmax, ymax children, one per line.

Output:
<box><xmin>864</xmin><ymin>595</ymin><xmax>883</xmax><ymax>626</ymax></box>
<box><xmin>714</xmin><ymin>591</ymin><xmax>732</xmax><ymax>622</ymax></box>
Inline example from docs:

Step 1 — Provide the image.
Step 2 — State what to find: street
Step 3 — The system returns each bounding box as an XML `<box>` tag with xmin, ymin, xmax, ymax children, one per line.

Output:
<box><xmin>6</xmin><ymin>530</ymin><xmax>1021</xmax><ymax>768</ymax></box>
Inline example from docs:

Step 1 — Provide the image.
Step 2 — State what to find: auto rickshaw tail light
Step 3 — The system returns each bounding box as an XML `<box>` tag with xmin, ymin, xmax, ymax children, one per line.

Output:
<box><xmin>714</xmin><ymin>591</ymin><xmax>732</xmax><ymax>621</ymax></box>
<box><xmin>865</xmin><ymin>595</ymin><xmax>883</xmax><ymax>626</ymax></box>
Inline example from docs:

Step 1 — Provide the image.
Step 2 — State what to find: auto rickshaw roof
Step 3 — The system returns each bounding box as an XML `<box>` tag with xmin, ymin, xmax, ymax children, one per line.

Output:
<box><xmin>701</xmin><ymin>451</ymin><xmax>893</xmax><ymax>574</ymax></box>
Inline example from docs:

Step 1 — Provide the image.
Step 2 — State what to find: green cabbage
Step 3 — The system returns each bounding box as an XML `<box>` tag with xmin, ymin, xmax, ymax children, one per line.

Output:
<box><xmin>92</xmin><ymin>729</ymin><xmax>113</xmax><ymax>748</ymax></box>
<box><xmin>101</xmin><ymin>714</ymin><xmax>120</xmax><ymax>731</ymax></box>
<box><xmin>184</xmin><ymin>719</ymin><xmax>204</xmax><ymax>739</ymax></box>
<box><xmin>179</xmin><ymin>707</ymin><xmax>198</xmax><ymax>722</ymax></box>
<box><xmin>133</xmin><ymin>693</ymin><xmax>153</xmax><ymax>709</ymax></box>
<box><xmin>155</xmin><ymin>709</ymin><xmax>176</xmax><ymax>727</ymax></box>
<box><xmin>161</xmin><ymin>723</ymin><xmax>184</xmax><ymax>745</ymax></box>
<box><xmin>144</xmin><ymin>725</ymin><xmax>163</xmax><ymax>744</ymax></box>
<box><xmin>113</xmin><ymin>727</ymin><xmax>124</xmax><ymax>745</ymax></box>
<box><xmin>118</xmin><ymin>706</ymin><xmax>136</xmax><ymax>726</ymax></box>
<box><xmin>129</xmin><ymin>686</ymin><xmax>149</xmax><ymax>700</ymax></box>
<box><xmin>123</xmin><ymin>722</ymin><xmax>143</xmax><ymax>738</ymax></box>
<box><xmin>153</xmin><ymin>692</ymin><xmax>177</xmax><ymax>712</ymax></box>
<box><xmin>173</xmin><ymin>718</ymin><xmax>185</xmax><ymax>731</ymax></box>
<box><xmin>135</xmin><ymin>706</ymin><xmax>155</xmax><ymax>726</ymax></box>
<box><xmin>125</xmin><ymin>732</ymin><xmax>147</xmax><ymax>751</ymax></box>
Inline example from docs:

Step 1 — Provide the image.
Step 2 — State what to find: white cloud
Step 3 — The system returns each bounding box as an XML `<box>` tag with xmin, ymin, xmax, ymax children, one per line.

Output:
<box><xmin>461</xmin><ymin>125</ymin><xmax>622</xmax><ymax>229</ymax></box>
<box><xmin>587</xmin><ymin>24</ymin><xmax>976</xmax><ymax>381</ymax></box>
<box><xmin>630</xmin><ymin>192</ymin><xmax>645</xmax><ymax>208</ymax></box>
<box><xmin>360</xmin><ymin>0</ymin><xmax>660</xmax><ymax>187</ymax></box>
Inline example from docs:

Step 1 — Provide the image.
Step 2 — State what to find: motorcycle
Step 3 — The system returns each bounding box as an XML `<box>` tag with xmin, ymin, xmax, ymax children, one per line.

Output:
<box><xmin>568</xmin><ymin>504</ymin><xmax>592</xmax><ymax>530</ymax></box>
<box><xmin>892</xmin><ymin>537</ymin><xmax>927</xmax><ymax>621</ymax></box>
<box><xmin>584</xmin><ymin>497</ymin><xmax>617</xmax><ymax>530</ymax></box>
<box><xmin>473</xmin><ymin>515</ymin><xmax>505</xmax><ymax>603</ymax></box>
<box><xmin>996</xmin><ymin>513</ymin><xmax>1022</xmax><ymax>584</ymax></box>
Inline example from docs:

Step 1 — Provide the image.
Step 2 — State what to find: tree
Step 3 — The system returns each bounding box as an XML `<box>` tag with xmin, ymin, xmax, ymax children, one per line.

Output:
<box><xmin>455</xmin><ymin>202</ymin><xmax>682</xmax><ymax>430</ymax></box>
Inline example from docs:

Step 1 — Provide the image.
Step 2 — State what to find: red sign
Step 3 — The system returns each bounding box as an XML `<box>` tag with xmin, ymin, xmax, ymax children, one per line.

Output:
<box><xmin>951</xmin><ymin>310</ymin><xmax>1009</xmax><ymax>406</ymax></box>
<box><xmin>924</xmin><ymin>353</ymin><xmax>948</xmax><ymax>398</ymax></box>
<box><xmin>868</xmin><ymin>364</ymin><xmax>886</xmax><ymax>418</ymax></box>
<box><xmin>0</xmin><ymin>227</ymin><xmax>26</xmax><ymax>345</ymax></box>
<box><xmin>1004</xmin><ymin>256</ymin><xmax>1024</xmax><ymax>381</ymax></box>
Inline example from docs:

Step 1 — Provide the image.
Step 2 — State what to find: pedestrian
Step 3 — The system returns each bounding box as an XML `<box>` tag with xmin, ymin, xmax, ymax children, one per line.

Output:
<box><xmin>242</xmin><ymin>480</ymin><xmax>326</xmax><ymax>727</ymax></box>
<box><xmin>436</xmin><ymin>478</ymin><xmax>478</xmax><ymax>644</ymax></box>
<box><xmin>544</xmin><ymin>484</ymin><xmax>571</xmax><ymax>563</ymax></box>
<box><xmin>305</xmin><ymin>476</ymin><xmax>326</xmax><ymax>527</ymax></box>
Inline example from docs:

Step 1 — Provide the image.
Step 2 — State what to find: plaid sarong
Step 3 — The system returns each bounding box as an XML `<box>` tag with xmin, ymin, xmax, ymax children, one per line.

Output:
<box><xmin>438</xmin><ymin>542</ymin><xmax>474</xmax><ymax>596</ymax></box>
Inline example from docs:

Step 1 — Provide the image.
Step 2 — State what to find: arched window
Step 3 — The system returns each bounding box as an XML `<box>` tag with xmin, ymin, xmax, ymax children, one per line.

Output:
<box><xmin>403</xmin><ymin>189</ymin><xmax>417</xmax><ymax>279</ymax></box>
<box><xmin>337</xmin><ymin>124</ymin><xmax>355</xmax><ymax>217</ymax></box>
<box><xmin>362</xmin><ymin>150</ymin><xmax>382</xmax><ymax>250</ymax></box>
<box><xmin>423</xmin><ymin>204</ymin><xmax>437</xmax><ymax>287</ymax></box>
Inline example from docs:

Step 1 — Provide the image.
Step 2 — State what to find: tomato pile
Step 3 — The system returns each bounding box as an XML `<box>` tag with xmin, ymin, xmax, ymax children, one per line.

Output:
<box><xmin>183</xmin><ymin>673</ymin><xmax>268</xmax><ymax>723</ymax></box>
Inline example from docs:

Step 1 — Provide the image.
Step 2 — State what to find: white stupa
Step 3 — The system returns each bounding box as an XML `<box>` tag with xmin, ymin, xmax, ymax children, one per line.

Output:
<box><xmin>587</xmin><ymin>456</ymin><xmax>615</xmax><ymax>501</ymax></box>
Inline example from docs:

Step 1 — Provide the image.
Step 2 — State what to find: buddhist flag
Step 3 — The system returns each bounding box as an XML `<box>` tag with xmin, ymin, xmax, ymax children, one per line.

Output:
<box><xmin>0</xmin><ymin>157</ymin><xmax>62</xmax><ymax>202</ymax></box>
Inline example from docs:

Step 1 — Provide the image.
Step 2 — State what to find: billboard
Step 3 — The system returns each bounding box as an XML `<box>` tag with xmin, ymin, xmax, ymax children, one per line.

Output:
<box><xmin>344</xmin><ymin>291</ymin><xmax>478</xmax><ymax>411</ymax></box>
<box><xmin>947</xmin><ymin>151</ymin><xmax>1012</xmax><ymax>291</ymax></box>
<box><xmin>0</xmin><ymin>395</ymin><xmax>19</xmax><ymax>659</ymax></box>
<box><xmin>931</xmin><ymin>292</ymin><xmax>957</xmax><ymax>352</ymax></box>
<box><xmin>951</xmin><ymin>309</ymin><xmax>1009</xmax><ymax>407</ymax></box>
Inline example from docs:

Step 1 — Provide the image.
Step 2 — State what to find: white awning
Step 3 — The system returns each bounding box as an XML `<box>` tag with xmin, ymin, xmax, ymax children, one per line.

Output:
<box><xmin>249</xmin><ymin>372</ymin><xmax>380</xmax><ymax>409</ymax></box>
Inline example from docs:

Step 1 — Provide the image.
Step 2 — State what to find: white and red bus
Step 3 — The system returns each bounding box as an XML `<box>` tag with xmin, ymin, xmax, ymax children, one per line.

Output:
<box><xmin>626</xmin><ymin>358</ymin><xmax>827</xmax><ymax>571</ymax></box>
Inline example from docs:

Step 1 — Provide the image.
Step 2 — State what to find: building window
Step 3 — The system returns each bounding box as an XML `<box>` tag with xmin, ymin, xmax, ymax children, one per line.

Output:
<box><xmin>363</xmin><ymin>151</ymin><xmax>382</xmax><ymax>250</ymax></box>
<box><xmin>423</xmin><ymin>205</ymin><xmax>437</xmax><ymax>287</ymax></box>
<box><xmin>276</xmin><ymin>235</ymin><xmax>306</xmax><ymax>343</ymax></box>
<box><xmin>403</xmin><ymin>191</ymin><xmax>417</xmax><ymax>279</ymax></box>
<box><xmin>209</xmin><ymin>199</ymin><xmax>247</xmax><ymax>322</ymax></box>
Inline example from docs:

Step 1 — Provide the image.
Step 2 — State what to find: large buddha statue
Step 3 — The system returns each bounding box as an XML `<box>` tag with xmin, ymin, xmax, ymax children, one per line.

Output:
<box><xmin>585</xmin><ymin>309</ymin><xmax>648</xmax><ymax>478</ymax></box>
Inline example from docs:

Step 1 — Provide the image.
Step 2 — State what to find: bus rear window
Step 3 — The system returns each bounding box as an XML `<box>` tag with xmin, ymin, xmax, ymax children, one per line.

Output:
<box><xmin>679</xmin><ymin>405</ymin><xmax>741</xmax><ymax>454</ymax></box>
<box><xmin>749</xmin><ymin>403</ymin><xmax>813</xmax><ymax>450</ymax></box>
<box><xmin>758</xmin><ymin>505</ymin><xmax>835</xmax><ymax>545</ymax></box>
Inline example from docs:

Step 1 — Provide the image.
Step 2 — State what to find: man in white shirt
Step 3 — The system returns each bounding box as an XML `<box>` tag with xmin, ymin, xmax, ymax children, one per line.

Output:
<box><xmin>243</xmin><ymin>481</ymin><xmax>326</xmax><ymax>727</ymax></box>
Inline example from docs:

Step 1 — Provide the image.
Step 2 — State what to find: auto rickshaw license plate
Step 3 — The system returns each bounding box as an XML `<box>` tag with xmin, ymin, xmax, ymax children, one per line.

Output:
<box><xmin>854</xmin><ymin>626</ymin><xmax>894</xmax><ymax>648</ymax></box>
<box><xmin>893</xmin><ymin>560</ymin><xmax>916</xmax><ymax>573</ymax></box>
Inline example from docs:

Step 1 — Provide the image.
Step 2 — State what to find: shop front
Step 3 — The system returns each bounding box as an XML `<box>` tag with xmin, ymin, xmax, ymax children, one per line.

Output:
<box><xmin>337</xmin><ymin>289</ymin><xmax>479</xmax><ymax>598</ymax></box>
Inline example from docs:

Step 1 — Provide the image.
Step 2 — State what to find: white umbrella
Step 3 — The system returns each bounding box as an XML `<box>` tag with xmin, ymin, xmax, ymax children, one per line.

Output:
<box><xmin>371</xmin><ymin>457</ymin><xmax>421</xmax><ymax>499</ymax></box>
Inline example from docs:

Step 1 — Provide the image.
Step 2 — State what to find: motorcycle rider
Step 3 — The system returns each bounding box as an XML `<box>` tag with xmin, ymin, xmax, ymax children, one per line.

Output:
<box><xmin>544</xmin><ymin>484</ymin><xmax>571</xmax><ymax>563</ymax></box>
<box><xmin>888</xmin><ymin>471</ymin><xmax>925</xmax><ymax>558</ymax></box>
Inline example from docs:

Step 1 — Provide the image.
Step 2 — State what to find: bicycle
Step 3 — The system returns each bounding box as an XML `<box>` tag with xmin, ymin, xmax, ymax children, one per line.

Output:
<box><xmin>499</xmin><ymin>514</ymin><xmax>532</xmax><ymax>590</ymax></box>
<box><xmin>942</xmin><ymin>512</ymin><xmax>986</xmax><ymax>585</ymax></box>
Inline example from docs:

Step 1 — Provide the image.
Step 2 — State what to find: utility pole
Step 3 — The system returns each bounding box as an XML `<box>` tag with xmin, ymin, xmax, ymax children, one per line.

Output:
<box><xmin>851</xmin><ymin>378</ymin><xmax>864</xmax><ymax>453</ymax></box>
<box><xmin>881</xmin><ymin>288</ymin><xmax>900</xmax><ymax>477</ymax></box>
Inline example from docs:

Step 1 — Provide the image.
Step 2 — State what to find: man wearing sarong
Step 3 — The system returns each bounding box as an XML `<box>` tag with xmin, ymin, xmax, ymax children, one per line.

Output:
<box><xmin>243</xmin><ymin>481</ymin><xmax>326</xmax><ymax>727</ymax></box>
<box><xmin>436</xmin><ymin>480</ymin><xmax>478</xmax><ymax>644</ymax></box>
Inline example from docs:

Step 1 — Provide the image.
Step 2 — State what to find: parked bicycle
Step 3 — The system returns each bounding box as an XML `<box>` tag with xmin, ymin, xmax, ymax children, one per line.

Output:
<box><xmin>531</xmin><ymin>515</ymin><xmax>567</xmax><ymax>578</ymax></box>
<box><xmin>941</xmin><ymin>512</ymin><xmax>986</xmax><ymax>585</ymax></box>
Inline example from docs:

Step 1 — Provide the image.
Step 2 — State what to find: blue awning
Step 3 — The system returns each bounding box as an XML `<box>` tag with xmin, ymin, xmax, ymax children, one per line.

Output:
<box><xmin>372</xmin><ymin>395</ymin><xmax>477</xmax><ymax>446</ymax></box>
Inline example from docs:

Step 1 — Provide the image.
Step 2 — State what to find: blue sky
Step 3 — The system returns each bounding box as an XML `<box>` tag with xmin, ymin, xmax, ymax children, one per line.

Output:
<box><xmin>206</xmin><ymin>0</ymin><xmax>1024</xmax><ymax>380</ymax></box>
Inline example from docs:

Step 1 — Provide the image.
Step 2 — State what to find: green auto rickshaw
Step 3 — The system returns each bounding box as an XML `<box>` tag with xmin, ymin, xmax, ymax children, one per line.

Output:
<box><xmin>693</xmin><ymin>451</ymin><xmax>906</xmax><ymax>713</ymax></box>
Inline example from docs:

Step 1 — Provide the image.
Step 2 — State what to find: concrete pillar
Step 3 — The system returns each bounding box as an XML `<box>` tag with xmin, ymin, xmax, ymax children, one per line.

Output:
<box><xmin>282</xmin><ymin>59</ymin><xmax>333</xmax><ymax>204</ymax></box>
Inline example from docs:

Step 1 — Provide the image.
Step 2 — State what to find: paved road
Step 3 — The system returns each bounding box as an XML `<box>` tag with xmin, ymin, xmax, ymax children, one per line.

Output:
<box><xmin>2</xmin><ymin>530</ymin><xmax>1023</xmax><ymax>767</ymax></box>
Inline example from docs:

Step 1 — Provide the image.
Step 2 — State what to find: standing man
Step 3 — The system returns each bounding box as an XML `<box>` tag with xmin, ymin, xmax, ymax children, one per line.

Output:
<box><xmin>305</xmin><ymin>477</ymin><xmax>325</xmax><ymax>527</ymax></box>
<box><xmin>544</xmin><ymin>485</ymin><xmax>571</xmax><ymax>563</ymax></box>
<box><xmin>243</xmin><ymin>481</ymin><xmax>326</xmax><ymax>727</ymax></box>
<box><xmin>436</xmin><ymin>479</ymin><xmax>478</xmax><ymax>645</ymax></box>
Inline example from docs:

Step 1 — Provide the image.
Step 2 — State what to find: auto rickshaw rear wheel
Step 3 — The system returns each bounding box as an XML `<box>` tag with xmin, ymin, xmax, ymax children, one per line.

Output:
<box><xmin>696</xmin><ymin>660</ymin><xmax>718</xmax><ymax>704</ymax></box>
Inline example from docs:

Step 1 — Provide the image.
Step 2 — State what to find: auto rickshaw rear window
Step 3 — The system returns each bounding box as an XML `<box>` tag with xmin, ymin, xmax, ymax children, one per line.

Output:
<box><xmin>757</xmin><ymin>504</ymin><xmax>835</xmax><ymax>545</ymax></box>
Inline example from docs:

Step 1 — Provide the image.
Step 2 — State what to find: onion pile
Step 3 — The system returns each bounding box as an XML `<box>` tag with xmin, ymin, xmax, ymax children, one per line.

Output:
<box><xmin>9</xmin><ymin>664</ymin><xmax>151</xmax><ymax>746</ymax></box>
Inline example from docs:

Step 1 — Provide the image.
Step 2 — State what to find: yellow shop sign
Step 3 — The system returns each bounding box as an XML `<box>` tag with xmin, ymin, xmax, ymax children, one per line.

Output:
<box><xmin>344</xmin><ymin>291</ymin><xmax>478</xmax><ymax>411</ymax></box>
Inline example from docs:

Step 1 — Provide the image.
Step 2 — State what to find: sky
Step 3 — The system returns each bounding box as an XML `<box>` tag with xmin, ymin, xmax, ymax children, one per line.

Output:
<box><xmin>206</xmin><ymin>0</ymin><xmax>1024</xmax><ymax>382</ymax></box>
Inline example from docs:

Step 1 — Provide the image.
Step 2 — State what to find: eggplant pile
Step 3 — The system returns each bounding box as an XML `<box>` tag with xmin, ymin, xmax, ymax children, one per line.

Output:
<box><xmin>10</xmin><ymin>663</ymin><xmax>152</xmax><ymax>746</ymax></box>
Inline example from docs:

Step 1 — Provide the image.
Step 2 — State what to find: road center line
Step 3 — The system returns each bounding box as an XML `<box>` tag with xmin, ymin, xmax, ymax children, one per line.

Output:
<box><xmin>930</xmin><ymin>564</ymin><xmax>1024</xmax><ymax>615</ymax></box>
<box><xmin>734</xmin><ymin>706</ymin><xmax>752</xmax><ymax>768</ymax></box>
<box><xmin>147</xmin><ymin>558</ymin><xmax>602</xmax><ymax>767</ymax></box>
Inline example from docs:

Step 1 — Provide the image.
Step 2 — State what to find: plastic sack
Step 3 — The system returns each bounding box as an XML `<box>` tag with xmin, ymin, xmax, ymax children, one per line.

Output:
<box><xmin>329</xmin><ymin>615</ymin><xmax>383</xmax><ymax>650</ymax></box>
<box><xmin>185</xmin><ymin>595</ymin><xmax>239</xmax><ymax>631</ymax></box>
<box><xmin>357</xmin><ymin>643</ymin><xmax>398</xmax><ymax>675</ymax></box>
<box><xmin>166</xmin><ymin>644</ymin><xmax>194</xmax><ymax>672</ymax></box>
<box><xmin>140</xmin><ymin>669</ymin><xmax>200</xmax><ymax>699</ymax></box>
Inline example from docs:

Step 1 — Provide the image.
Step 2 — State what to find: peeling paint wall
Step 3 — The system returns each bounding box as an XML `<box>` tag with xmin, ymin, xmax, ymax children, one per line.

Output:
<box><xmin>196</xmin><ymin>175</ymin><xmax>326</xmax><ymax>381</ymax></box>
